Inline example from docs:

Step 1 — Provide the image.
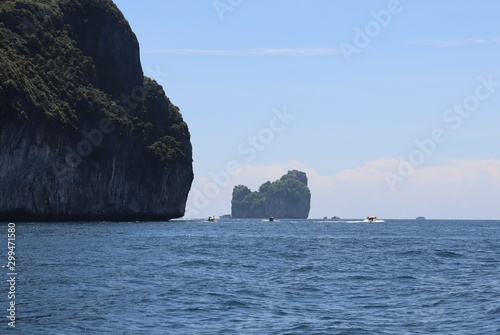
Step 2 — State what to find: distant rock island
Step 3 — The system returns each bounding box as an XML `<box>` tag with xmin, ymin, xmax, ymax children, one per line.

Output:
<box><xmin>0</xmin><ymin>0</ymin><xmax>193</xmax><ymax>221</ymax></box>
<box><xmin>231</xmin><ymin>170</ymin><xmax>311</xmax><ymax>218</ymax></box>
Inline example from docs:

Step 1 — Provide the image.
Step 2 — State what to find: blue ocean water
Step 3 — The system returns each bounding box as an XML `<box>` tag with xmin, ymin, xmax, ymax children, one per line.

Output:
<box><xmin>1</xmin><ymin>219</ymin><xmax>499</xmax><ymax>334</ymax></box>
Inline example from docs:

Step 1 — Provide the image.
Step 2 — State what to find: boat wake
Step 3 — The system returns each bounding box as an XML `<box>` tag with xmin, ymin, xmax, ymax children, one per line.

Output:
<box><xmin>315</xmin><ymin>219</ymin><xmax>386</xmax><ymax>223</ymax></box>
<box><xmin>346</xmin><ymin>219</ymin><xmax>385</xmax><ymax>223</ymax></box>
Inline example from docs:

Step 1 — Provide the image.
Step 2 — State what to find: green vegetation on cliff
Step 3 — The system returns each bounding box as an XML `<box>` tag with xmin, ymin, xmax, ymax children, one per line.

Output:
<box><xmin>231</xmin><ymin>170</ymin><xmax>311</xmax><ymax>218</ymax></box>
<box><xmin>0</xmin><ymin>0</ymin><xmax>190</xmax><ymax>163</ymax></box>
<box><xmin>0</xmin><ymin>0</ymin><xmax>193</xmax><ymax>221</ymax></box>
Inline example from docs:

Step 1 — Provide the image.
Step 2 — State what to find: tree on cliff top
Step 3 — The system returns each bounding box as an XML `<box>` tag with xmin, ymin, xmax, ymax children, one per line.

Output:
<box><xmin>231</xmin><ymin>170</ymin><xmax>311</xmax><ymax>218</ymax></box>
<box><xmin>0</xmin><ymin>0</ymin><xmax>190</xmax><ymax>164</ymax></box>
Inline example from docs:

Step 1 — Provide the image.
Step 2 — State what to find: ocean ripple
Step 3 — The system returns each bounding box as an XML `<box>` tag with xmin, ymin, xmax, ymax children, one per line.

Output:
<box><xmin>4</xmin><ymin>219</ymin><xmax>500</xmax><ymax>334</ymax></box>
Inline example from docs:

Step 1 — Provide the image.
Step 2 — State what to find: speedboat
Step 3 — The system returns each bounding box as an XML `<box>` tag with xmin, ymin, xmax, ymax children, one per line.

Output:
<box><xmin>366</xmin><ymin>216</ymin><xmax>377</xmax><ymax>222</ymax></box>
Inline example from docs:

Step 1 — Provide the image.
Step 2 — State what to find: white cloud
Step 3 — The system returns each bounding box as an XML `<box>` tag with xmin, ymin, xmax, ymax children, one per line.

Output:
<box><xmin>185</xmin><ymin>159</ymin><xmax>500</xmax><ymax>220</ymax></box>
<box><xmin>328</xmin><ymin>159</ymin><xmax>500</xmax><ymax>219</ymax></box>
<box><xmin>142</xmin><ymin>48</ymin><xmax>342</xmax><ymax>56</ymax></box>
<box><xmin>407</xmin><ymin>38</ymin><xmax>500</xmax><ymax>48</ymax></box>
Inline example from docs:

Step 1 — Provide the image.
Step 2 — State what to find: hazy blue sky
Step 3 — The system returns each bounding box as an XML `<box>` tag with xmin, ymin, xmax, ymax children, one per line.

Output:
<box><xmin>113</xmin><ymin>0</ymin><xmax>500</xmax><ymax>219</ymax></box>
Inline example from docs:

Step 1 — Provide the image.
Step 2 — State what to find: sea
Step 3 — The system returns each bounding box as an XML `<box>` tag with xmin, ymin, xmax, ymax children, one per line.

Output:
<box><xmin>1</xmin><ymin>218</ymin><xmax>499</xmax><ymax>334</ymax></box>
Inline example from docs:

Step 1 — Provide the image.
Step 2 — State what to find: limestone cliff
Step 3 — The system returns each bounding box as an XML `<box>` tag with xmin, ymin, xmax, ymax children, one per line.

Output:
<box><xmin>231</xmin><ymin>170</ymin><xmax>311</xmax><ymax>219</ymax></box>
<box><xmin>0</xmin><ymin>0</ymin><xmax>193</xmax><ymax>221</ymax></box>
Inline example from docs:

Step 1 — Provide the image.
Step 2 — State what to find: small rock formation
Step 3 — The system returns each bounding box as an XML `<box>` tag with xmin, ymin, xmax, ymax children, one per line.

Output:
<box><xmin>231</xmin><ymin>170</ymin><xmax>311</xmax><ymax>218</ymax></box>
<box><xmin>0</xmin><ymin>0</ymin><xmax>193</xmax><ymax>221</ymax></box>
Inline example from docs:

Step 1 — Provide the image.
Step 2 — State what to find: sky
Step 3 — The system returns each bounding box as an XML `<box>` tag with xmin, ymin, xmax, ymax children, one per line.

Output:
<box><xmin>112</xmin><ymin>0</ymin><xmax>500</xmax><ymax>219</ymax></box>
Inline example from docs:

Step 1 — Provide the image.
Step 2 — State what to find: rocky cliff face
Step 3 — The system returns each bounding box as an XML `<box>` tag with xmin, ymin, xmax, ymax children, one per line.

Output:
<box><xmin>0</xmin><ymin>0</ymin><xmax>193</xmax><ymax>221</ymax></box>
<box><xmin>231</xmin><ymin>170</ymin><xmax>311</xmax><ymax>219</ymax></box>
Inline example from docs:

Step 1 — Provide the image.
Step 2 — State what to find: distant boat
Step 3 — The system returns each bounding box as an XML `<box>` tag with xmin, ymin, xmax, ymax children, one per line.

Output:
<box><xmin>331</xmin><ymin>216</ymin><xmax>340</xmax><ymax>220</ymax></box>
<box><xmin>366</xmin><ymin>216</ymin><xmax>377</xmax><ymax>222</ymax></box>
<box><xmin>416</xmin><ymin>216</ymin><xmax>426</xmax><ymax>220</ymax></box>
<box><xmin>207</xmin><ymin>216</ymin><xmax>217</xmax><ymax>222</ymax></box>
<box><xmin>268</xmin><ymin>216</ymin><xmax>274</xmax><ymax>222</ymax></box>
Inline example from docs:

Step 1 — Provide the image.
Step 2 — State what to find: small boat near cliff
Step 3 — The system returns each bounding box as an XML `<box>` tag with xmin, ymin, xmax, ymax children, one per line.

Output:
<box><xmin>262</xmin><ymin>215</ymin><xmax>276</xmax><ymax>222</ymax></box>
